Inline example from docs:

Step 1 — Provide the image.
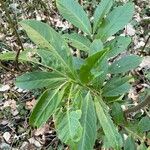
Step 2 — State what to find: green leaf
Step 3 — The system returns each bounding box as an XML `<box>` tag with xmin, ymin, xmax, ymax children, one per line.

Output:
<box><xmin>137</xmin><ymin>143</ymin><xmax>147</xmax><ymax>150</ymax></box>
<box><xmin>0</xmin><ymin>51</ymin><xmax>16</xmax><ymax>61</ymax></box>
<box><xmin>96</xmin><ymin>2</ymin><xmax>134</xmax><ymax>41</ymax></box>
<box><xmin>105</xmin><ymin>36</ymin><xmax>131</xmax><ymax>58</ymax></box>
<box><xmin>95</xmin><ymin>97</ymin><xmax>123</xmax><ymax>149</ymax></box>
<box><xmin>111</xmin><ymin>102</ymin><xmax>125</xmax><ymax>124</ymax></box>
<box><xmin>79</xmin><ymin>49</ymin><xmax>108</xmax><ymax>83</ymax></box>
<box><xmin>55</xmin><ymin>110</ymin><xmax>83</xmax><ymax>145</ymax></box>
<box><xmin>56</xmin><ymin>0</ymin><xmax>92</xmax><ymax>35</ymax></box>
<box><xmin>78</xmin><ymin>92</ymin><xmax>97</xmax><ymax>150</ymax></box>
<box><xmin>29</xmin><ymin>84</ymin><xmax>67</xmax><ymax>128</ymax></box>
<box><xmin>89</xmin><ymin>39</ymin><xmax>103</xmax><ymax>55</ymax></box>
<box><xmin>124</xmin><ymin>136</ymin><xmax>136</xmax><ymax>150</ymax></box>
<box><xmin>72</xmin><ymin>57</ymin><xmax>84</xmax><ymax>70</ymax></box>
<box><xmin>138</xmin><ymin>116</ymin><xmax>150</xmax><ymax>132</ymax></box>
<box><xmin>93</xmin><ymin>0</ymin><xmax>113</xmax><ymax>33</ymax></box>
<box><xmin>109</xmin><ymin>55</ymin><xmax>142</xmax><ymax>74</ymax></box>
<box><xmin>15</xmin><ymin>71</ymin><xmax>66</xmax><ymax>90</ymax></box>
<box><xmin>20</xmin><ymin>20</ymin><xmax>73</xmax><ymax>73</ymax></box>
<box><xmin>36</xmin><ymin>49</ymin><xmax>65</xmax><ymax>71</ymax></box>
<box><xmin>102</xmin><ymin>76</ymin><xmax>131</xmax><ymax>97</ymax></box>
<box><xmin>91</xmin><ymin>58</ymin><xmax>109</xmax><ymax>89</ymax></box>
<box><xmin>0</xmin><ymin>49</ymin><xmax>37</xmax><ymax>62</ymax></box>
<box><xmin>63</xmin><ymin>33</ymin><xmax>91</xmax><ymax>51</ymax></box>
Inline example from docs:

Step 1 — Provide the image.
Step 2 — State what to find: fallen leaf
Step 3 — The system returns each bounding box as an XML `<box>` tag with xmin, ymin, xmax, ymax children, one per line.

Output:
<box><xmin>34</xmin><ymin>124</ymin><xmax>49</xmax><ymax>136</ymax></box>
<box><xmin>125</xmin><ymin>23</ymin><xmax>135</xmax><ymax>36</ymax></box>
<box><xmin>0</xmin><ymin>84</ymin><xmax>10</xmax><ymax>92</ymax></box>
<box><xmin>3</xmin><ymin>132</ymin><xmax>11</xmax><ymax>143</ymax></box>
<box><xmin>28</xmin><ymin>137</ymin><xmax>41</xmax><ymax>148</ymax></box>
<box><xmin>26</xmin><ymin>99</ymin><xmax>36</xmax><ymax>110</ymax></box>
<box><xmin>3</xmin><ymin>99</ymin><xmax>17</xmax><ymax>110</ymax></box>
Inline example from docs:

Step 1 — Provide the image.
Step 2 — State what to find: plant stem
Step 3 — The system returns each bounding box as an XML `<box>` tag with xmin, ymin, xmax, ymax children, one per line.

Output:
<box><xmin>0</xmin><ymin>0</ymin><xmax>24</xmax><ymax>69</ymax></box>
<box><xmin>142</xmin><ymin>35</ymin><xmax>150</xmax><ymax>52</ymax></box>
<box><xmin>124</xmin><ymin>94</ymin><xmax>150</xmax><ymax>115</ymax></box>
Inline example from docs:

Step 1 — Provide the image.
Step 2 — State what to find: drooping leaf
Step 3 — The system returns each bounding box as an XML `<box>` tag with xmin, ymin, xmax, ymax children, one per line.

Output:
<box><xmin>93</xmin><ymin>0</ymin><xmax>113</xmax><ymax>33</ymax></box>
<box><xmin>56</xmin><ymin>0</ymin><xmax>92</xmax><ymax>35</ymax></box>
<box><xmin>105</xmin><ymin>36</ymin><xmax>131</xmax><ymax>58</ymax></box>
<box><xmin>96</xmin><ymin>2</ymin><xmax>134</xmax><ymax>41</ymax></box>
<box><xmin>29</xmin><ymin>84</ymin><xmax>67</xmax><ymax>128</ymax></box>
<box><xmin>78</xmin><ymin>92</ymin><xmax>97</xmax><ymax>150</ymax></box>
<box><xmin>138</xmin><ymin>116</ymin><xmax>150</xmax><ymax>132</ymax></box>
<box><xmin>95</xmin><ymin>97</ymin><xmax>123</xmax><ymax>149</ymax></box>
<box><xmin>20</xmin><ymin>20</ymin><xmax>73</xmax><ymax>73</ymax></box>
<box><xmin>89</xmin><ymin>39</ymin><xmax>103</xmax><ymax>55</ymax></box>
<box><xmin>124</xmin><ymin>136</ymin><xmax>136</xmax><ymax>150</ymax></box>
<box><xmin>55</xmin><ymin>110</ymin><xmax>83</xmax><ymax>145</ymax></box>
<box><xmin>79</xmin><ymin>49</ymin><xmax>108</xmax><ymax>83</ymax></box>
<box><xmin>63</xmin><ymin>33</ymin><xmax>91</xmax><ymax>51</ymax></box>
<box><xmin>109</xmin><ymin>55</ymin><xmax>142</xmax><ymax>74</ymax></box>
<box><xmin>15</xmin><ymin>71</ymin><xmax>66</xmax><ymax>90</ymax></box>
<box><xmin>102</xmin><ymin>76</ymin><xmax>131</xmax><ymax>97</ymax></box>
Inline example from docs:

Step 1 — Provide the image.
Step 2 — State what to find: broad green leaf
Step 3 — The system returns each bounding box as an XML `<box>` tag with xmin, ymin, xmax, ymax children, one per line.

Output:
<box><xmin>55</xmin><ymin>110</ymin><xmax>82</xmax><ymax>145</ymax></box>
<box><xmin>0</xmin><ymin>51</ymin><xmax>16</xmax><ymax>61</ymax></box>
<box><xmin>29</xmin><ymin>84</ymin><xmax>67</xmax><ymax>128</ymax></box>
<box><xmin>79</xmin><ymin>49</ymin><xmax>108</xmax><ymax>83</ymax></box>
<box><xmin>96</xmin><ymin>2</ymin><xmax>134</xmax><ymax>41</ymax></box>
<box><xmin>105</xmin><ymin>36</ymin><xmax>131</xmax><ymax>58</ymax></box>
<box><xmin>15</xmin><ymin>71</ymin><xmax>66</xmax><ymax>90</ymax></box>
<box><xmin>93</xmin><ymin>0</ymin><xmax>113</xmax><ymax>33</ymax></box>
<box><xmin>109</xmin><ymin>55</ymin><xmax>142</xmax><ymax>74</ymax></box>
<box><xmin>78</xmin><ymin>92</ymin><xmax>97</xmax><ymax>150</ymax></box>
<box><xmin>20</xmin><ymin>20</ymin><xmax>73</xmax><ymax>73</ymax></box>
<box><xmin>72</xmin><ymin>57</ymin><xmax>84</xmax><ymax>70</ymax></box>
<box><xmin>111</xmin><ymin>103</ymin><xmax>125</xmax><ymax>124</ymax></box>
<box><xmin>138</xmin><ymin>116</ymin><xmax>150</xmax><ymax>132</ymax></box>
<box><xmin>91</xmin><ymin>58</ymin><xmax>109</xmax><ymax>89</ymax></box>
<box><xmin>36</xmin><ymin>49</ymin><xmax>65</xmax><ymax>71</ymax></box>
<box><xmin>124</xmin><ymin>136</ymin><xmax>136</xmax><ymax>150</ymax></box>
<box><xmin>56</xmin><ymin>0</ymin><xmax>92</xmax><ymax>35</ymax></box>
<box><xmin>0</xmin><ymin>49</ymin><xmax>37</xmax><ymax>62</ymax></box>
<box><xmin>89</xmin><ymin>39</ymin><xmax>103</xmax><ymax>55</ymax></box>
<box><xmin>95</xmin><ymin>97</ymin><xmax>123</xmax><ymax>149</ymax></box>
<box><xmin>63</xmin><ymin>33</ymin><xmax>91</xmax><ymax>51</ymax></box>
<box><xmin>102</xmin><ymin>76</ymin><xmax>131</xmax><ymax>97</ymax></box>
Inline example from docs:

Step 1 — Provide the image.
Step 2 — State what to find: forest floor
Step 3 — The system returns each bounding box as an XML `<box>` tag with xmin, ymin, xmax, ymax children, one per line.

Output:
<box><xmin>0</xmin><ymin>0</ymin><xmax>150</xmax><ymax>149</ymax></box>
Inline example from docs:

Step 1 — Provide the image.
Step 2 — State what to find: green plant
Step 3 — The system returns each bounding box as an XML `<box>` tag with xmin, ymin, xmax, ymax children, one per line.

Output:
<box><xmin>1</xmin><ymin>0</ymin><xmax>145</xmax><ymax>149</ymax></box>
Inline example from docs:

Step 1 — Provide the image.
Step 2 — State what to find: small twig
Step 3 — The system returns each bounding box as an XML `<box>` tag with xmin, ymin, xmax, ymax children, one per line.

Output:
<box><xmin>0</xmin><ymin>61</ymin><xmax>17</xmax><ymax>73</ymax></box>
<box><xmin>0</xmin><ymin>0</ymin><xmax>24</xmax><ymax>69</ymax></box>
<box><xmin>124</xmin><ymin>94</ymin><xmax>150</xmax><ymax>115</ymax></box>
<box><xmin>142</xmin><ymin>35</ymin><xmax>150</xmax><ymax>52</ymax></box>
<box><xmin>78</xmin><ymin>0</ymin><xmax>82</xmax><ymax>5</ymax></box>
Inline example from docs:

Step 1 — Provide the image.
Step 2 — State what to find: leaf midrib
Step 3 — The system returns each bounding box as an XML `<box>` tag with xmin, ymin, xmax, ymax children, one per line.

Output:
<box><xmin>57</xmin><ymin>2</ymin><xmax>91</xmax><ymax>35</ymax></box>
<box><xmin>95</xmin><ymin>98</ymin><xmax>120</xmax><ymax>148</ymax></box>
<box><xmin>21</xmin><ymin>22</ymin><xmax>73</xmax><ymax>76</ymax></box>
<box><xmin>100</xmin><ymin>5</ymin><xmax>132</xmax><ymax>39</ymax></box>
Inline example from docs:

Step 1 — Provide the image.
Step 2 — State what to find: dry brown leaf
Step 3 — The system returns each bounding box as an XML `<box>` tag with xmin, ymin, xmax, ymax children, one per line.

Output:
<box><xmin>34</xmin><ymin>124</ymin><xmax>49</xmax><ymax>136</ymax></box>
<box><xmin>3</xmin><ymin>99</ymin><xmax>17</xmax><ymax>109</ymax></box>
<box><xmin>3</xmin><ymin>132</ymin><xmax>11</xmax><ymax>143</ymax></box>
<box><xmin>26</xmin><ymin>99</ymin><xmax>36</xmax><ymax>110</ymax></box>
